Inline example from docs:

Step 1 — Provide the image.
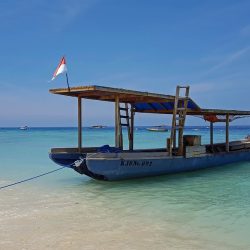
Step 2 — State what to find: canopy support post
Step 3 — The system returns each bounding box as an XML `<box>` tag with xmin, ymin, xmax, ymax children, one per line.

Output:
<box><xmin>115</xmin><ymin>96</ymin><xmax>122</xmax><ymax>148</ymax></box>
<box><xmin>210</xmin><ymin>122</ymin><xmax>214</xmax><ymax>151</ymax></box>
<box><xmin>78</xmin><ymin>97</ymin><xmax>82</xmax><ymax>152</ymax></box>
<box><xmin>226</xmin><ymin>114</ymin><xmax>230</xmax><ymax>152</ymax></box>
<box><xmin>129</xmin><ymin>105</ymin><xmax>134</xmax><ymax>151</ymax></box>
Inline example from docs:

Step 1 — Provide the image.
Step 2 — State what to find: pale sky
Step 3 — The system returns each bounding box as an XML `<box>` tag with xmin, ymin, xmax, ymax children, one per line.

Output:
<box><xmin>1</xmin><ymin>0</ymin><xmax>250</xmax><ymax>126</ymax></box>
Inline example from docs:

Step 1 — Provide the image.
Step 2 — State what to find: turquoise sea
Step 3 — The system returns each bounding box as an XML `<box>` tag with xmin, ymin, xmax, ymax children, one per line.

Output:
<box><xmin>1</xmin><ymin>126</ymin><xmax>250</xmax><ymax>249</ymax></box>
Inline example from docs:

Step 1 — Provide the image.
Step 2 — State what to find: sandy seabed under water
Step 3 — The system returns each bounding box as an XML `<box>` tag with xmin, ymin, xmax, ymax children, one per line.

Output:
<box><xmin>1</xmin><ymin>127</ymin><xmax>250</xmax><ymax>249</ymax></box>
<box><xmin>1</xmin><ymin>174</ymin><xmax>249</xmax><ymax>250</ymax></box>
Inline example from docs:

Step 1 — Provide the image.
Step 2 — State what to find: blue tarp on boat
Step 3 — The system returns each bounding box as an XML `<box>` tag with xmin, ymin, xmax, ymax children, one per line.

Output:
<box><xmin>133</xmin><ymin>99</ymin><xmax>199</xmax><ymax>113</ymax></box>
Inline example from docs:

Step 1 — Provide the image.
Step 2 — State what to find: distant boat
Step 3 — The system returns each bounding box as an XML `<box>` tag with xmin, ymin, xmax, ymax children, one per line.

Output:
<box><xmin>146</xmin><ymin>126</ymin><xmax>168</xmax><ymax>132</ymax></box>
<box><xmin>90</xmin><ymin>125</ymin><xmax>106</xmax><ymax>129</ymax></box>
<box><xmin>20</xmin><ymin>126</ymin><xmax>28</xmax><ymax>130</ymax></box>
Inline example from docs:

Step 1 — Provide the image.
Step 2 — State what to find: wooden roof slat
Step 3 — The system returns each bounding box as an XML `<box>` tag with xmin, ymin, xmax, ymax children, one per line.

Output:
<box><xmin>49</xmin><ymin>85</ymin><xmax>250</xmax><ymax>116</ymax></box>
<box><xmin>136</xmin><ymin>109</ymin><xmax>250</xmax><ymax>115</ymax></box>
<box><xmin>199</xmin><ymin>109</ymin><xmax>250</xmax><ymax>116</ymax></box>
<box><xmin>49</xmin><ymin>85</ymin><xmax>176</xmax><ymax>100</ymax></box>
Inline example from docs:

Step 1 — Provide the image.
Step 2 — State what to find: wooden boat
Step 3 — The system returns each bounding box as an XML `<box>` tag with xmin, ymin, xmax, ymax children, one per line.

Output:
<box><xmin>49</xmin><ymin>85</ymin><xmax>250</xmax><ymax>181</ymax></box>
<box><xmin>146</xmin><ymin>126</ymin><xmax>168</xmax><ymax>132</ymax></box>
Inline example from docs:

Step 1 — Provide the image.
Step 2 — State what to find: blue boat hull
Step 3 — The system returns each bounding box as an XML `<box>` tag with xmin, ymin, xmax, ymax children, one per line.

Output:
<box><xmin>49</xmin><ymin>152</ymin><xmax>105</xmax><ymax>180</ymax></box>
<box><xmin>50</xmin><ymin>150</ymin><xmax>250</xmax><ymax>181</ymax></box>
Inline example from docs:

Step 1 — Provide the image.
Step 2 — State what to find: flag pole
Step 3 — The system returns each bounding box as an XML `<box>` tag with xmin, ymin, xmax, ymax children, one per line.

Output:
<box><xmin>66</xmin><ymin>73</ymin><xmax>70</xmax><ymax>92</ymax></box>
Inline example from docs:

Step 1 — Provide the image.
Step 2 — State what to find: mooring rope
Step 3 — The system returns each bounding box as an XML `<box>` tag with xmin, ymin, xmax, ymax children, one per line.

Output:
<box><xmin>0</xmin><ymin>166</ymin><xmax>67</xmax><ymax>190</ymax></box>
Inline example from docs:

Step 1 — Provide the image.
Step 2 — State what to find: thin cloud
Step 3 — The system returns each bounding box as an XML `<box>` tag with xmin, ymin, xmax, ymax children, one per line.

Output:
<box><xmin>0</xmin><ymin>0</ymin><xmax>99</xmax><ymax>32</ymax></box>
<box><xmin>240</xmin><ymin>24</ymin><xmax>250</xmax><ymax>36</ymax></box>
<box><xmin>204</xmin><ymin>46</ymin><xmax>250</xmax><ymax>74</ymax></box>
<box><xmin>44</xmin><ymin>0</ymin><xmax>99</xmax><ymax>31</ymax></box>
<box><xmin>189</xmin><ymin>83</ymin><xmax>215</xmax><ymax>94</ymax></box>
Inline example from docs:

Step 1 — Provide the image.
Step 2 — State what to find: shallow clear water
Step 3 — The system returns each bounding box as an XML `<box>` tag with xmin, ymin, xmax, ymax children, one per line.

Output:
<box><xmin>1</xmin><ymin>127</ymin><xmax>250</xmax><ymax>249</ymax></box>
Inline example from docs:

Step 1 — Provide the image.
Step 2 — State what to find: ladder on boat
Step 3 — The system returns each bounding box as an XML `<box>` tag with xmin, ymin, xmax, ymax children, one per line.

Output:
<box><xmin>169</xmin><ymin>85</ymin><xmax>190</xmax><ymax>156</ymax></box>
<box><xmin>117</xmin><ymin>103</ymin><xmax>134</xmax><ymax>150</ymax></box>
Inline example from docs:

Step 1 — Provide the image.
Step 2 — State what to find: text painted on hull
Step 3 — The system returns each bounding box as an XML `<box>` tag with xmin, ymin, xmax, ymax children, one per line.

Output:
<box><xmin>120</xmin><ymin>160</ymin><xmax>153</xmax><ymax>167</ymax></box>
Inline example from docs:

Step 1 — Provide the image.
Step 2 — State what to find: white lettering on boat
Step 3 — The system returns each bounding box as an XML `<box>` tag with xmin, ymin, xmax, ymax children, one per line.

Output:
<box><xmin>120</xmin><ymin>160</ymin><xmax>153</xmax><ymax>167</ymax></box>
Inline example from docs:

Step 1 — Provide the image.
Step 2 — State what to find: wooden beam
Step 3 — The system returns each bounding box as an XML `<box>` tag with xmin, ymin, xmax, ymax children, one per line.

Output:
<box><xmin>129</xmin><ymin>106</ymin><xmax>134</xmax><ymax>151</ymax></box>
<box><xmin>210</xmin><ymin>122</ymin><xmax>214</xmax><ymax>150</ymax></box>
<box><xmin>135</xmin><ymin>109</ymin><xmax>197</xmax><ymax>115</ymax></box>
<box><xmin>178</xmin><ymin>87</ymin><xmax>189</xmax><ymax>156</ymax></box>
<box><xmin>50</xmin><ymin>85</ymin><xmax>250</xmax><ymax>116</ymax></box>
<box><xmin>135</xmin><ymin>109</ymin><xmax>250</xmax><ymax>116</ymax></box>
<box><xmin>78</xmin><ymin>97</ymin><xmax>82</xmax><ymax>152</ymax></box>
<box><xmin>226</xmin><ymin>114</ymin><xmax>230</xmax><ymax>152</ymax></box>
<box><xmin>99</xmin><ymin>95</ymin><xmax>171</xmax><ymax>103</ymax></box>
<box><xmin>115</xmin><ymin>96</ymin><xmax>119</xmax><ymax>147</ymax></box>
<box><xmin>201</xmin><ymin>108</ymin><xmax>250</xmax><ymax>115</ymax></box>
<box><xmin>115</xmin><ymin>96</ymin><xmax>123</xmax><ymax>148</ymax></box>
<box><xmin>50</xmin><ymin>85</ymin><xmax>177</xmax><ymax>100</ymax></box>
<box><xmin>170</xmin><ymin>87</ymin><xmax>180</xmax><ymax>156</ymax></box>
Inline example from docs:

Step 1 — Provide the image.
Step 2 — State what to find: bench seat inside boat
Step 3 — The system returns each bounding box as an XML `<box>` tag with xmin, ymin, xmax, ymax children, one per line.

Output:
<box><xmin>87</xmin><ymin>151</ymin><xmax>171</xmax><ymax>159</ymax></box>
<box><xmin>51</xmin><ymin>147</ymin><xmax>168</xmax><ymax>154</ymax></box>
<box><xmin>206</xmin><ymin>140</ymin><xmax>250</xmax><ymax>153</ymax></box>
<box><xmin>51</xmin><ymin>140</ymin><xmax>250</xmax><ymax>156</ymax></box>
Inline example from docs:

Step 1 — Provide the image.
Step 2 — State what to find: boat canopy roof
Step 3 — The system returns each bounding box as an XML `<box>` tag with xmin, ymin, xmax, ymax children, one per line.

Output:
<box><xmin>50</xmin><ymin>85</ymin><xmax>250</xmax><ymax>120</ymax></box>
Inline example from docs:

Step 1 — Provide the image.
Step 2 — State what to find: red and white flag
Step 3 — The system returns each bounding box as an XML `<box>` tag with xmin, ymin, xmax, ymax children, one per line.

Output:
<box><xmin>51</xmin><ymin>57</ymin><xmax>67</xmax><ymax>81</ymax></box>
